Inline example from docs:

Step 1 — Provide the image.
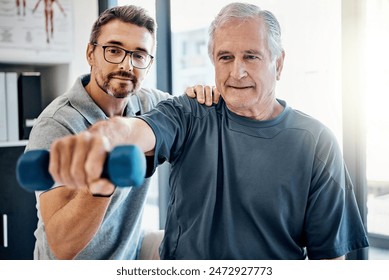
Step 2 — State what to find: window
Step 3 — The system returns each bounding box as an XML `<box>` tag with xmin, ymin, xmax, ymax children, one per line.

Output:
<box><xmin>365</xmin><ymin>0</ymin><xmax>389</xmax><ymax>247</ymax></box>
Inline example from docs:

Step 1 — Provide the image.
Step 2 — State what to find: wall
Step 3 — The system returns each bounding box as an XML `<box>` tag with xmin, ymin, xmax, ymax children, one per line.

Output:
<box><xmin>68</xmin><ymin>0</ymin><xmax>98</xmax><ymax>88</ymax></box>
<box><xmin>43</xmin><ymin>0</ymin><xmax>98</xmax><ymax>105</ymax></box>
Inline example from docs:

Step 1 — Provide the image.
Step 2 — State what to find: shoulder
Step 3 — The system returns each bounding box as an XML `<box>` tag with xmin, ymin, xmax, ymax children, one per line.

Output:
<box><xmin>285</xmin><ymin>107</ymin><xmax>333</xmax><ymax>142</ymax></box>
<box><xmin>155</xmin><ymin>94</ymin><xmax>218</xmax><ymax>118</ymax></box>
<box><xmin>286</xmin><ymin>109</ymin><xmax>342</xmax><ymax>169</ymax></box>
<box><xmin>38</xmin><ymin>94</ymin><xmax>71</xmax><ymax>119</ymax></box>
<box><xmin>41</xmin><ymin>75</ymin><xmax>89</xmax><ymax>120</ymax></box>
<box><xmin>280</xmin><ymin>103</ymin><xmax>341</xmax><ymax>157</ymax></box>
<box><xmin>137</xmin><ymin>87</ymin><xmax>171</xmax><ymax>105</ymax></box>
<box><xmin>27</xmin><ymin>94</ymin><xmax>88</xmax><ymax>151</ymax></box>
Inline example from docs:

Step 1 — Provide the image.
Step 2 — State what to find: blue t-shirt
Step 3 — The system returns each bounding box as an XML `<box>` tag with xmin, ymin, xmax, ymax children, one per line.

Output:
<box><xmin>138</xmin><ymin>95</ymin><xmax>369</xmax><ymax>259</ymax></box>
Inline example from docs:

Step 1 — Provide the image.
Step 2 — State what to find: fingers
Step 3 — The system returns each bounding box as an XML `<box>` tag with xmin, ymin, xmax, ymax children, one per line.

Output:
<box><xmin>184</xmin><ymin>86</ymin><xmax>196</xmax><ymax>98</ymax></box>
<box><xmin>202</xmin><ymin>85</ymin><xmax>213</xmax><ymax>106</ymax></box>
<box><xmin>49</xmin><ymin>134</ymin><xmax>77</xmax><ymax>188</ymax></box>
<box><xmin>70</xmin><ymin>132</ymin><xmax>92</xmax><ymax>188</ymax></box>
<box><xmin>49</xmin><ymin>132</ymin><xmax>110</xmax><ymax>195</ymax></box>
<box><xmin>85</xmin><ymin>136</ymin><xmax>110</xmax><ymax>185</ymax></box>
<box><xmin>212</xmin><ymin>86</ymin><xmax>221</xmax><ymax>104</ymax></box>
<box><xmin>186</xmin><ymin>85</ymin><xmax>218</xmax><ymax>106</ymax></box>
<box><xmin>185</xmin><ymin>85</ymin><xmax>205</xmax><ymax>104</ymax></box>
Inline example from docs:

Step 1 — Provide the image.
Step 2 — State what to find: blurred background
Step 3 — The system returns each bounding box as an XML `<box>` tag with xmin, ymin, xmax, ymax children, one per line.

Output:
<box><xmin>0</xmin><ymin>0</ymin><xmax>388</xmax><ymax>260</ymax></box>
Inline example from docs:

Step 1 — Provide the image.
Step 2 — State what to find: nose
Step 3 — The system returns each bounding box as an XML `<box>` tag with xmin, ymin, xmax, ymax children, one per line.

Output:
<box><xmin>230</xmin><ymin>59</ymin><xmax>247</xmax><ymax>80</ymax></box>
<box><xmin>119</xmin><ymin>54</ymin><xmax>134</xmax><ymax>71</ymax></box>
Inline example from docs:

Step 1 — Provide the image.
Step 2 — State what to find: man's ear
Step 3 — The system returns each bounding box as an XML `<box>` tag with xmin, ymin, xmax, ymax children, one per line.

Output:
<box><xmin>86</xmin><ymin>43</ymin><xmax>94</xmax><ymax>66</ymax></box>
<box><xmin>276</xmin><ymin>50</ymin><xmax>285</xmax><ymax>81</ymax></box>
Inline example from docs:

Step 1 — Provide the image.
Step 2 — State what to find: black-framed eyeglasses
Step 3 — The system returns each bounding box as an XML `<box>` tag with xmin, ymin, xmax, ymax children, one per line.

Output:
<box><xmin>93</xmin><ymin>43</ymin><xmax>154</xmax><ymax>69</ymax></box>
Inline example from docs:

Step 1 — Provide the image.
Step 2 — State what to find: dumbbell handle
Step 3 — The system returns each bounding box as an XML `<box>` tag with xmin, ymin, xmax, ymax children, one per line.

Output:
<box><xmin>16</xmin><ymin>145</ymin><xmax>146</xmax><ymax>192</ymax></box>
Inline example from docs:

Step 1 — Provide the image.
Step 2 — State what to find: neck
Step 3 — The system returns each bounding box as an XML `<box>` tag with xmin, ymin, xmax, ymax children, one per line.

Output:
<box><xmin>256</xmin><ymin>99</ymin><xmax>283</xmax><ymax>120</ymax></box>
<box><xmin>85</xmin><ymin>82</ymin><xmax>129</xmax><ymax>117</ymax></box>
<box><xmin>229</xmin><ymin>98</ymin><xmax>284</xmax><ymax>121</ymax></box>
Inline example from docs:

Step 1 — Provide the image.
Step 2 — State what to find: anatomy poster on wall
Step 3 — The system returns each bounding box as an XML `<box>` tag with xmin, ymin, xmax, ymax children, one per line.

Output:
<box><xmin>0</xmin><ymin>0</ymin><xmax>73</xmax><ymax>64</ymax></box>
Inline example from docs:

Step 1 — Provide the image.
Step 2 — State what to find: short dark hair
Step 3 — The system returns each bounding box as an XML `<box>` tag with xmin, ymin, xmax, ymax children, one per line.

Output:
<box><xmin>89</xmin><ymin>5</ymin><xmax>156</xmax><ymax>47</ymax></box>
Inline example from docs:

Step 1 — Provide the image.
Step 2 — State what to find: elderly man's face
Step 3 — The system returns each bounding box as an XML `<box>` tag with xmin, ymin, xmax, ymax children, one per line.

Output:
<box><xmin>212</xmin><ymin>17</ymin><xmax>284</xmax><ymax>119</ymax></box>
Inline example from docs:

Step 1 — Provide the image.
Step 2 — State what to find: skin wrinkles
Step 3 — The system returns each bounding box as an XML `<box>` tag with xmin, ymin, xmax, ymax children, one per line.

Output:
<box><xmin>213</xmin><ymin>18</ymin><xmax>284</xmax><ymax>120</ymax></box>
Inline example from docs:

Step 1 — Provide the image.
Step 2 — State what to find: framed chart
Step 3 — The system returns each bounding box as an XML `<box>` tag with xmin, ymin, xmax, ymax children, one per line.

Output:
<box><xmin>0</xmin><ymin>0</ymin><xmax>73</xmax><ymax>64</ymax></box>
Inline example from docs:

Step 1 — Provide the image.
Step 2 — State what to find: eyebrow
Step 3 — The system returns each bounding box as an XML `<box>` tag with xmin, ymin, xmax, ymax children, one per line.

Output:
<box><xmin>216</xmin><ymin>50</ymin><xmax>230</xmax><ymax>57</ymax></box>
<box><xmin>216</xmin><ymin>49</ymin><xmax>264</xmax><ymax>57</ymax></box>
<box><xmin>104</xmin><ymin>40</ymin><xmax>149</xmax><ymax>53</ymax></box>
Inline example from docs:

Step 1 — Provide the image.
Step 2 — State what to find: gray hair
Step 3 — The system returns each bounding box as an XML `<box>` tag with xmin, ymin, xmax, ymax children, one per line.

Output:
<box><xmin>208</xmin><ymin>2</ymin><xmax>283</xmax><ymax>62</ymax></box>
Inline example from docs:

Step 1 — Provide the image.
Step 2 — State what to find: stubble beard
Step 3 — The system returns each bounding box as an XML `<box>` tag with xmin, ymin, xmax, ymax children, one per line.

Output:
<box><xmin>96</xmin><ymin>71</ymin><xmax>139</xmax><ymax>99</ymax></box>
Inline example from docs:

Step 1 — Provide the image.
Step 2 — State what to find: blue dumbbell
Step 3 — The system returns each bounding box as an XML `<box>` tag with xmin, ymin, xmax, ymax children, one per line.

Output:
<box><xmin>16</xmin><ymin>145</ymin><xmax>146</xmax><ymax>192</ymax></box>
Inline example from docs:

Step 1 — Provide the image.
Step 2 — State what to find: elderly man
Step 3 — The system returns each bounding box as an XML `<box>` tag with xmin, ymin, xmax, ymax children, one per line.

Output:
<box><xmin>47</xmin><ymin>2</ymin><xmax>369</xmax><ymax>259</ymax></box>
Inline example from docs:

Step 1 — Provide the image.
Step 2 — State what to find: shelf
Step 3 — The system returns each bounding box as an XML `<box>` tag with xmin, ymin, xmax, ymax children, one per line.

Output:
<box><xmin>0</xmin><ymin>140</ymin><xmax>28</xmax><ymax>148</ymax></box>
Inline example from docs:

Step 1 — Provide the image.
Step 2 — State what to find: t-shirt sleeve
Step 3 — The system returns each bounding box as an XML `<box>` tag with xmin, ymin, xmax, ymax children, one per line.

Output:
<box><xmin>26</xmin><ymin>117</ymin><xmax>73</xmax><ymax>152</ymax></box>
<box><xmin>305</xmin><ymin>127</ymin><xmax>369</xmax><ymax>259</ymax></box>
<box><xmin>136</xmin><ymin>95</ymin><xmax>194</xmax><ymax>176</ymax></box>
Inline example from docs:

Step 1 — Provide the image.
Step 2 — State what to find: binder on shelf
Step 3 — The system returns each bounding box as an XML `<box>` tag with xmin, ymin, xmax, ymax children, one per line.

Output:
<box><xmin>5</xmin><ymin>72</ymin><xmax>19</xmax><ymax>141</ymax></box>
<box><xmin>18</xmin><ymin>72</ymin><xmax>42</xmax><ymax>140</ymax></box>
<box><xmin>0</xmin><ymin>72</ymin><xmax>7</xmax><ymax>141</ymax></box>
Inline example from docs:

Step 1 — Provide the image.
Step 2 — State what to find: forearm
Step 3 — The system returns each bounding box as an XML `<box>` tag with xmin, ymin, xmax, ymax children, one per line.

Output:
<box><xmin>42</xmin><ymin>188</ymin><xmax>111</xmax><ymax>259</ymax></box>
<box><xmin>48</xmin><ymin>116</ymin><xmax>156</xmax><ymax>198</ymax></box>
<box><xmin>89</xmin><ymin>116</ymin><xmax>156</xmax><ymax>155</ymax></box>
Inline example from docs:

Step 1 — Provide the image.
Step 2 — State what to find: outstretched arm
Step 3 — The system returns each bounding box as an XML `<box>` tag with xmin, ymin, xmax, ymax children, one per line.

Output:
<box><xmin>41</xmin><ymin>117</ymin><xmax>154</xmax><ymax>259</ymax></box>
<box><xmin>44</xmin><ymin>97</ymin><xmax>201</xmax><ymax>258</ymax></box>
<box><xmin>28</xmin><ymin>118</ymin><xmax>123</xmax><ymax>259</ymax></box>
<box><xmin>32</xmin><ymin>116</ymin><xmax>154</xmax><ymax>259</ymax></box>
<box><xmin>49</xmin><ymin>117</ymin><xmax>155</xmax><ymax>197</ymax></box>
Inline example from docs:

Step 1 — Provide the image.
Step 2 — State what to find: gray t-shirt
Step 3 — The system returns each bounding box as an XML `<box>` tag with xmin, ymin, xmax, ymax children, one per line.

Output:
<box><xmin>27</xmin><ymin>74</ymin><xmax>170</xmax><ymax>259</ymax></box>
<box><xmin>138</xmin><ymin>95</ymin><xmax>369</xmax><ymax>259</ymax></box>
